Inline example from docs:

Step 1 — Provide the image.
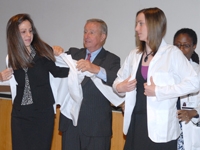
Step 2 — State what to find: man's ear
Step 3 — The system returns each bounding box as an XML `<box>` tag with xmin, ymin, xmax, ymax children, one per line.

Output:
<box><xmin>101</xmin><ymin>33</ymin><xmax>106</xmax><ymax>42</ymax></box>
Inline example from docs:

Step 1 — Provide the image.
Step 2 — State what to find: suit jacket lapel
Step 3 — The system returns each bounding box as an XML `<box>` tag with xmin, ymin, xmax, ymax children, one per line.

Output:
<box><xmin>76</xmin><ymin>48</ymin><xmax>86</xmax><ymax>60</ymax></box>
<box><xmin>92</xmin><ymin>48</ymin><xmax>106</xmax><ymax>66</ymax></box>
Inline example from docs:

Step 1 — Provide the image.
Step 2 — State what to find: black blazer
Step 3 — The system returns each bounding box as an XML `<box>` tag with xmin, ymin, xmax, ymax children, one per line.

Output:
<box><xmin>13</xmin><ymin>54</ymin><xmax>69</xmax><ymax>110</ymax></box>
<box><xmin>60</xmin><ymin>47</ymin><xmax>120</xmax><ymax>136</ymax></box>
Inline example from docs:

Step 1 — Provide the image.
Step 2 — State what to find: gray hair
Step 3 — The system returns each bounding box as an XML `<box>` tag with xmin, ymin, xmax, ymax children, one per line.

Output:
<box><xmin>86</xmin><ymin>18</ymin><xmax>108</xmax><ymax>35</ymax></box>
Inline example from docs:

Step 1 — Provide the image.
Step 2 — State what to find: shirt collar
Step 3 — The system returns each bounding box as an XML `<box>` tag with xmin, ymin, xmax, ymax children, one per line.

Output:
<box><xmin>86</xmin><ymin>47</ymin><xmax>102</xmax><ymax>62</ymax></box>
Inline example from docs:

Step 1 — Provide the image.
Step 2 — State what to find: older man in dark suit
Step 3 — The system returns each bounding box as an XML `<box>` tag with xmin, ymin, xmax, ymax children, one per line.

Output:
<box><xmin>58</xmin><ymin>18</ymin><xmax>120</xmax><ymax>150</ymax></box>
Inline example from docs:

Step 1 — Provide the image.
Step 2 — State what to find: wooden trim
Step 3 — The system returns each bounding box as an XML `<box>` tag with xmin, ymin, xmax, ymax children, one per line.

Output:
<box><xmin>0</xmin><ymin>99</ymin><xmax>125</xmax><ymax>150</ymax></box>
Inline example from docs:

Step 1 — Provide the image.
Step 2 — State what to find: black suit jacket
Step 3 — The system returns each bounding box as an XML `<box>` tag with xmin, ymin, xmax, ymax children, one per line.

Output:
<box><xmin>59</xmin><ymin>47</ymin><xmax>120</xmax><ymax>136</ymax></box>
<box><xmin>13</xmin><ymin>54</ymin><xmax>69</xmax><ymax>110</ymax></box>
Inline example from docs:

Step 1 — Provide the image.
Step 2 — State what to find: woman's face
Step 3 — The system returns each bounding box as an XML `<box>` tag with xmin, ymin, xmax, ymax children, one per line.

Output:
<box><xmin>135</xmin><ymin>13</ymin><xmax>148</xmax><ymax>42</ymax></box>
<box><xmin>18</xmin><ymin>20</ymin><xmax>33</xmax><ymax>51</ymax></box>
<box><xmin>174</xmin><ymin>33</ymin><xmax>196</xmax><ymax>60</ymax></box>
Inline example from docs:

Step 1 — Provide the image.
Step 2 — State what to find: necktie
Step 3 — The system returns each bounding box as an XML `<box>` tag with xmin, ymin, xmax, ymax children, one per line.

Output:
<box><xmin>86</xmin><ymin>53</ymin><xmax>91</xmax><ymax>61</ymax></box>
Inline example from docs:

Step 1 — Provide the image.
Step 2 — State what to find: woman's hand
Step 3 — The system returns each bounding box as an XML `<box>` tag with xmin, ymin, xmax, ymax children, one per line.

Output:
<box><xmin>0</xmin><ymin>68</ymin><xmax>13</xmax><ymax>81</ymax></box>
<box><xmin>52</xmin><ymin>45</ymin><xmax>64</xmax><ymax>56</ymax></box>
<box><xmin>116</xmin><ymin>76</ymin><xmax>137</xmax><ymax>93</ymax></box>
<box><xmin>144</xmin><ymin>76</ymin><xmax>156</xmax><ymax>96</ymax></box>
<box><xmin>177</xmin><ymin>109</ymin><xmax>198</xmax><ymax>123</ymax></box>
<box><xmin>120</xmin><ymin>102</ymin><xmax>125</xmax><ymax>112</ymax></box>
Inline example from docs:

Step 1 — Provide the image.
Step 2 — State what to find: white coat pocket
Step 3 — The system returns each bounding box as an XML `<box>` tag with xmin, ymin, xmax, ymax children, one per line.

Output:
<box><xmin>153</xmin><ymin>72</ymin><xmax>175</xmax><ymax>86</ymax></box>
<box><xmin>192</xmin><ymin>124</ymin><xmax>200</xmax><ymax>149</ymax></box>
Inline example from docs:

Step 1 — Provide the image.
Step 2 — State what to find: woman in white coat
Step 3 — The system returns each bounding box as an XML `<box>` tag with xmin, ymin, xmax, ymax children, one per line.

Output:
<box><xmin>174</xmin><ymin>28</ymin><xmax>200</xmax><ymax>150</ymax></box>
<box><xmin>113</xmin><ymin>7</ymin><xmax>199</xmax><ymax>150</ymax></box>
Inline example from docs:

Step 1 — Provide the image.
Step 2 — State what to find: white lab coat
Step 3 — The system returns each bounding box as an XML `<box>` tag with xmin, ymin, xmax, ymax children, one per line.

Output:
<box><xmin>113</xmin><ymin>40</ymin><xmax>200</xmax><ymax>143</ymax></box>
<box><xmin>0</xmin><ymin>56</ymin><xmax>17</xmax><ymax>102</ymax></box>
<box><xmin>180</xmin><ymin>60</ymin><xmax>200</xmax><ymax>150</ymax></box>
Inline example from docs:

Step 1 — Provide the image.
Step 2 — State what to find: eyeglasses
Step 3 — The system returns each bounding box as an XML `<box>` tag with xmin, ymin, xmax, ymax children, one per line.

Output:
<box><xmin>174</xmin><ymin>43</ymin><xmax>192</xmax><ymax>49</ymax></box>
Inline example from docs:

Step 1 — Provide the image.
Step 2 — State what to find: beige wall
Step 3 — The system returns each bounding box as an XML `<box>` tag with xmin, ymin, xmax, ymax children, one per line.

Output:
<box><xmin>0</xmin><ymin>0</ymin><xmax>200</xmax><ymax>71</ymax></box>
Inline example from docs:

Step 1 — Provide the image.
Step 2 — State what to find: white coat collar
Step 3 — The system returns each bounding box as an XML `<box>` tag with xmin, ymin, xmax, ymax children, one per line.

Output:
<box><xmin>155</xmin><ymin>39</ymin><xmax>168</xmax><ymax>55</ymax></box>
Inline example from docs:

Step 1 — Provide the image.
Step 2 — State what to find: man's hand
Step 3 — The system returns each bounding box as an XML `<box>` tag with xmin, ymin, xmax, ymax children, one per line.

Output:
<box><xmin>76</xmin><ymin>59</ymin><xmax>100</xmax><ymax>74</ymax></box>
<box><xmin>144</xmin><ymin>76</ymin><xmax>156</xmax><ymax>96</ymax></box>
<box><xmin>52</xmin><ymin>45</ymin><xmax>64</xmax><ymax>56</ymax></box>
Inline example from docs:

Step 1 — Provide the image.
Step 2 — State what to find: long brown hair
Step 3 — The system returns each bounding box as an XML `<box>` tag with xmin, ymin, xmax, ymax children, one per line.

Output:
<box><xmin>6</xmin><ymin>13</ymin><xmax>55</xmax><ymax>70</ymax></box>
<box><xmin>136</xmin><ymin>7</ymin><xmax>167</xmax><ymax>54</ymax></box>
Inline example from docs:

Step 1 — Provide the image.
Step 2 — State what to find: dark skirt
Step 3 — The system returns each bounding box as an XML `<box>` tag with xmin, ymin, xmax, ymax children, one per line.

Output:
<box><xmin>124</xmin><ymin>112</ymin><xmax>177</xmax><ymax>150</ymax></box>
<box><xmin>11</xmin><ymin>104</ymin><xmax>54</xmax><ymax>150</ymax></box>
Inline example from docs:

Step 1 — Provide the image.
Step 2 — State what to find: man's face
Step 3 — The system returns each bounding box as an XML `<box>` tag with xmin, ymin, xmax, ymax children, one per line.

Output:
<box><xmin>83</xmin><ymin>22</ymin><xmax>106</xmax><ymax>52</ymax></box>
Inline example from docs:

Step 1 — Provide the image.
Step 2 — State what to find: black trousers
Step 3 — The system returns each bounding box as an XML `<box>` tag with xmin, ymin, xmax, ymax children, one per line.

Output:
<box><xmin>60</xmin><ymin>113</ymin><xmax>111</xmax><ymax>150</ymax></box>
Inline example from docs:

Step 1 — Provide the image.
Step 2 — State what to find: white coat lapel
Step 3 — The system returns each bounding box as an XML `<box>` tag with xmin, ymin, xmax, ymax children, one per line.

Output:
<box><xmin>123</xmin><ymin>51</ymin><xmax>142</xmax><ymax>134</ymax></box>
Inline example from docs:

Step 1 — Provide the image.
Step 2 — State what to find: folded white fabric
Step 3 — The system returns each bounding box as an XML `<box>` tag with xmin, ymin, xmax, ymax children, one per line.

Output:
<box><xmin>2</xmin><ymin>54</ymin><xmax>124</xmax><ymax>126</ymax></box>
<box><xmin>51</xmin><ymin>53</ymin><xmax>124</xmax><ymax>126</ymax></box>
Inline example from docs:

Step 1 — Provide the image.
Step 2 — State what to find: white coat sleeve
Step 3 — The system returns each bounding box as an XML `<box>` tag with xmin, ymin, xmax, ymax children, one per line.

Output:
<box><xmin>155</xmin><ymin>49</ymin><xmax>200</xmax><ymax>100</ymax></box>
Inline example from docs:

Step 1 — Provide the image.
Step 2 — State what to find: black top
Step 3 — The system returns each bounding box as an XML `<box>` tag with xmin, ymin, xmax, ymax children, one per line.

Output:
<box><xmin>13</xmin><ymin>54</ymin><xmax>69</xmax><ymax>110</ymax></box>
